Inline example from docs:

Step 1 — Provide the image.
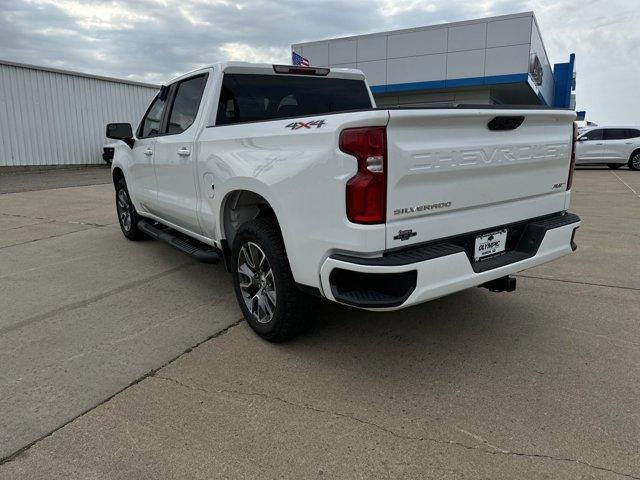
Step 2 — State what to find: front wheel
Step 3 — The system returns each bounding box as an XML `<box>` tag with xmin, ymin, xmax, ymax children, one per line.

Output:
<box><xmin>607</xmin><ymin>163</ymin><xmax>623</xmax><ymax>170</ymax></box>
<box><xmin>629</xmin><ymin>152</ymin><xmax>640</xmax><ymax>171</ymax></box>
<box><xmin>231</xmin><ymin>218</ymin><xmax>317</xmax><ymax>342</ymax></box>
<box><xmin>115</xmin><ymin>179</ymin><xmax>145</xmax><ymax>240</ymax></box>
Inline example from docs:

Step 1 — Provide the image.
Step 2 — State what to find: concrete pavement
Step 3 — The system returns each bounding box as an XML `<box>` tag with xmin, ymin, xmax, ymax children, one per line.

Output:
<box><xmin>0</xmin><ymin>168</ymin><xmax>638</xmax><ymax>479</ymax></box>
<box><xmin>0</xmin><ymin>177</ymin><xmax>241</xmax><ymax>461</ymax></box>
<box><xmin>0</xmin><ymin>166</ymin><xmax>111</xmax><ymax>194</ymax></box>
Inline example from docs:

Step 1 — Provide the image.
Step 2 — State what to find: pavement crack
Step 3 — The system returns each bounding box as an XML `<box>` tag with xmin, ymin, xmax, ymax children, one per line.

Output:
<box><xmin>153</xmin><ymin>375</ymin><xmax>640</xmax><ymax>480</ymax></box>
<box><xmin>0</xmin><ymin>212</ymin><xmax>53</xmax><ymax>221</ymax></box>
<box><xmin>0</xmin><ymin>263</ymin><xmax>195</xmax><ymax>337</ymax></box>
<box><xmin>0</xmin><ymin>212</ymin><xmax>111</xmax><ymax>228</ymax></box>
<box><xmin>0</xmin><ymin>319</ymin><xmax>244</xmax><ymax>466</ymax></box>
<box><xmin>516</xmin><ymin>274</ymin><xmax>640</xmax><ymax>292</ymax></box>
<box><xmin>456</xmin><ymin>427</ymin><xmax>510</xmax><ymax>453</ymax></box>
<box><xmin>4</xmin><ymin>219</ymin><xmax>56</xmax><ymax>230</ymax></box>
<box><xmin>0</xmin><ymin>223</ymin><xmax>116</xmax><ymax>250</ymax></box>
<box><xmin>610</xmin><ymin>171</ymin><xmax>640</xmax><ymax>198</ymax></box>
<box><xmin>0</xmin><ymin>180</ymin><xmax>111</xmax><ymax>195</ymax></box>
<box><xmin>0</xmin><ymin>229</ymin><xmax>95</xmax><ymax>249</ymax></box>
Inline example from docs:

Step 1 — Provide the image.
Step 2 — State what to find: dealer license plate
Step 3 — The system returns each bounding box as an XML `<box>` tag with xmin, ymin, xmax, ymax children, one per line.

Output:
<box><xmin>474</xmin><ymin>229</ymin><xmax>507</xmax><ymax>261</ymax></box>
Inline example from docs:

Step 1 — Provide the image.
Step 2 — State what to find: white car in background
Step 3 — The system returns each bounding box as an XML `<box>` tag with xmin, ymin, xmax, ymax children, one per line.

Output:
<box><xmin>575</xmin><ymin>127</ymin><xmax>640</xmax><ymax>170</ymax></box>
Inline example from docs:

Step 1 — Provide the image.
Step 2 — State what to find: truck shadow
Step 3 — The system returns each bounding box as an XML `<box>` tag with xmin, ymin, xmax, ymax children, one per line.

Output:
<box><xmin>272</xmin><ymin>287</ymin><xmax>541</xmax><ymax>384</ymax></box>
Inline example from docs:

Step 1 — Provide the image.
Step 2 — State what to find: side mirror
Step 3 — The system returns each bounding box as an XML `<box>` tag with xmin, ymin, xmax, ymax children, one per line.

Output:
<box><xmin>577</xmin><ymin>137</ymin><xmax>586</xmax><ymax>142</ymax></box>
<box><xmin>106</xmin><ymin>123</ymin><xmax>134</xmax><ymax>148</ymax></box>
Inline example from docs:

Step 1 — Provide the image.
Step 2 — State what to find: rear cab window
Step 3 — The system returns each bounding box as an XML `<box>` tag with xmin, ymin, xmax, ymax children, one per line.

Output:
<box><xmin>215</xmin><ymin>74</ymin><xmax>372</xmax><ymax>126</ymax></box>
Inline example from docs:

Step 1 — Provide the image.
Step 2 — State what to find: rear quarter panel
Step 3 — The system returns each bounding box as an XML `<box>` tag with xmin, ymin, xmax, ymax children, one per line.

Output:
<box><xmin>196</xmin><ymin>110</ymin><xmax>389</xmax><ymax>288</ymax></box>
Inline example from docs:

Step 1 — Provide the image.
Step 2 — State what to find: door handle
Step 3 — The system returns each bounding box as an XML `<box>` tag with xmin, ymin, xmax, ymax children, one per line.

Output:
<box><xmin>595</xmin><ymin>143</ymin><xmax>603</xmax><ymax>145</ymax></box>
<box><xmin>144</xmin><ymin>148</ymin><xmax>153</xmax><ymax>156</ymax></box>
<box><xmin>177</xmin><ymin>147</ymin><xmax>191</xmax><ymax>157</ymax></box>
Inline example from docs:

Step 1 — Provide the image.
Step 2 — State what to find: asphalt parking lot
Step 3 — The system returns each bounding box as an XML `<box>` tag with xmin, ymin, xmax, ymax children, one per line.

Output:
<box><xmin>0</xmin><ymin>167</ymin><xmax>639</xmax><ymax>479</ymax></box>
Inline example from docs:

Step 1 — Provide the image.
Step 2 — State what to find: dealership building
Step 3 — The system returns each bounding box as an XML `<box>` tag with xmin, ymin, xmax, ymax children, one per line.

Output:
<box><xmin>292</xmin><ymin>12</ymin><xmax>578</xmax><ymax>113</ymax></box>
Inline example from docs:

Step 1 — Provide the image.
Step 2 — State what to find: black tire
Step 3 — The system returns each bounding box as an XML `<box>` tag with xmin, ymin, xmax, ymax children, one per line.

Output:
<box><xmin>607</xmin><ymin>163</ymin><xmax>623</xmax><ymax>170</ymax></box>
<box><xmin>231</xmin><ymin>217</ymin><xmax>317</xmax><ymax>342</ymax></box>
<box><xmin>629</xmin><ymin>152</ymin><xmax>640</xmax><ymax>171</ymax></box>
<box><xmin>115</xmin><ymin>178</ymin><xmax>146</xmax><ymax>241</ymax></box>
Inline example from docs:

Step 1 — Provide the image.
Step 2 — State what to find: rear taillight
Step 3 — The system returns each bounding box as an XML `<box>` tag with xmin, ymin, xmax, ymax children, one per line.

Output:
<box><xmin>340</xmin><ymin>127</ymin><xmax>387</xmax><ymax>224</ymax></box>
<box><xmin>567</xmin><ymin>122</ymin><xmax>577</xmax><ymax>190</ymax></box>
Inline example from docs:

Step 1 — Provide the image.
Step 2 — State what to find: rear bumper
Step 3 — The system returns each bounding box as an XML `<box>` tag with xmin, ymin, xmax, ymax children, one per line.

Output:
<box><xmin>319</xmin><ymin>212</ymin><xmax>580</xmax><ymax>310</ymax></box>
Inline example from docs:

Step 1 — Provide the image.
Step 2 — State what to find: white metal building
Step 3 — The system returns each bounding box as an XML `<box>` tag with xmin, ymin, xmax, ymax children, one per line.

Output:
<box><xmin>0</xmin><ymin>59</ymin><xmax>158</xmax><ymax>168</ymax></box>
<box><xmin>292</xmin><ymin>12</ymin><xmax>577</xmax><ymax>111</ymax></box>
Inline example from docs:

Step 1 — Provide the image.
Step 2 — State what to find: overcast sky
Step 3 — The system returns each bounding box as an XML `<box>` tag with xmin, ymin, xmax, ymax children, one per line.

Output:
<box><xmin>1</xmin><ymin>0</ymin><xmax>638</xmax><ymax>123</ymax></box>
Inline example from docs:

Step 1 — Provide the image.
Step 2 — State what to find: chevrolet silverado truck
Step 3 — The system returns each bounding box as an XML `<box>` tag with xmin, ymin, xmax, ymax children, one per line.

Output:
<box><xmin>107</xmin><ymin>62</ymin><xmax>580</xmax><ymax>341</ymax></box>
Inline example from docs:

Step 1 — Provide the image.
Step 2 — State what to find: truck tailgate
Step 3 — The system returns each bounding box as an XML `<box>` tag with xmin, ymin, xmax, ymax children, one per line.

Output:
<box><xmin>385</xmin><ymin>108</ymin><xmax>576</xmax><ymax>249</ymax></box>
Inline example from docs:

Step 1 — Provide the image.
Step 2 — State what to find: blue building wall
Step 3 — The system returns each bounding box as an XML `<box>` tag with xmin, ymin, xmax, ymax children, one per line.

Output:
<box><xmin>553</xmin><ymin>53</ymin><xmax>575</xmax><ymax>108</ymax></box>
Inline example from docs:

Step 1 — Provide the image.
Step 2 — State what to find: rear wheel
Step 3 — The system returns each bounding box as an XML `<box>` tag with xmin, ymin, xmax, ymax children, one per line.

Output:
<box><xmin>607</xmin><ymin>163</ymin><xmax>623</xmax><ymax>170</ymax></box>
<box><xmin>231</xmin><ymin>217</ymin><xmax>317</xmax><ymax>342</ymax></box>
<box><xmin>115</xmin><ymin>179</ymin><xmax>145</xmax><ymax>240</ymax></box>
<box><xmin>629</xmin><ymin>152</ymin><xmax>640</xmax><ymax>171</ymax></box>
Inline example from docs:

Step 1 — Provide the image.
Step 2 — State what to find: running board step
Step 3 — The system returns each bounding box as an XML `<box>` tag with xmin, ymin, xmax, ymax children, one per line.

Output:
<box><xmin>137</xmin><ymin>220</ymin><xmax>220</xmax><ymax>264</ymax></box>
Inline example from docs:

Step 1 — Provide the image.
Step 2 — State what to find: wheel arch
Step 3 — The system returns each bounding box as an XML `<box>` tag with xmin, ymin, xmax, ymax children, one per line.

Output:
<box><xmin>220</xmin><ymin>189</ymin><xmax>283</xmax><ymax>250</ymax></box>
<box><xmin>112</xmin><ymin>166</ymin><xmax>125</xmax><ymax>187</ymax></box>
<box><xmin>629</xmin><ymin>148</ymin><xmax>640</xmax><ymax>170</ymax></box>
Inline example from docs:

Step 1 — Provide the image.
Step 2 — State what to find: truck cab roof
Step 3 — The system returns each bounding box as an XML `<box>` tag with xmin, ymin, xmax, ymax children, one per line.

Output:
<box><xmin>166</xmin><ymin>62</ymin><xmax>366</xmax><ymax>85</ymax></box>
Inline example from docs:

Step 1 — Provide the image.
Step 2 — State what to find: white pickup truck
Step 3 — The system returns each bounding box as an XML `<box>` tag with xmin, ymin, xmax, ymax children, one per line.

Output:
<box><xmin>107</xmin><ymin>62</ymin><xmax>580</xmax><ymax>341</ymax></box>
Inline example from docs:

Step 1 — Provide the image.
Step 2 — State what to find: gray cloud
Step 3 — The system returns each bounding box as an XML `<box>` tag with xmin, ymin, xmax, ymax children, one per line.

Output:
<box><xmin>1</xmin><ymin>0</ymin><xmax>638</xmax><ymax>123</ymax></box>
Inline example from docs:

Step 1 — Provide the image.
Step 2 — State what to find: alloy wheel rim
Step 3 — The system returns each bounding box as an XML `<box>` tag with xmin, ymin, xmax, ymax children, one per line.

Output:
<box><xmin>237</xmin><ymin>242</ymin><xmax>276</xmax><ymax>324</ymax></box>
<box><xmin>117</xmin><ymin>188</ymin><xmax>132</xmax><ymax>232</ymax></box>
<box><xmin>633</xmin><ymin>154</ymin><xmax>640</xmax><ymax>169</ymax></box>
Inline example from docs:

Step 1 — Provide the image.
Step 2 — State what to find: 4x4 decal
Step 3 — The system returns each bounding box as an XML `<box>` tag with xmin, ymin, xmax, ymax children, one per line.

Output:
<box><xmin>285</xmin><ymin>119</ymin><xmax>326</xmax><ymax>130</ymax></box>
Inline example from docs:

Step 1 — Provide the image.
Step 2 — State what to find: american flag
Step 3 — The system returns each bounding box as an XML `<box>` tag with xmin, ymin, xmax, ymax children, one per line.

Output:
<box><xmin>292</xmin><ymin>52</ymin><xmax>310</xmax><ymax>67</ymax></box>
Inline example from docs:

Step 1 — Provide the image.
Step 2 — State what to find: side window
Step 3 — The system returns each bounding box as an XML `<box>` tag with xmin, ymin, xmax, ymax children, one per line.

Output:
<box><xmin>580</xmin><ymin>129</ymin><xmax>603</xmax><ymax>141</ymax></box>
<box><xmin>139</xmin><ymin>94</ymin><xmax>167</xmax><ymax>138</ymax></box>
<box><xmin>605</xmin><ymin>129</ymin><xmax>628</xmax><ymax>140</ymax></box>
<box><xmin>217</xmin><ymin>86</ymin><xmax>237</xmax><ymax>124</ymax></box>
<box><xmin>626</xmin><ymin>129</ymin><xmax>640</xmax><ymax>138</ymax></box>
<box><xmin>166</xmin><ymin>75</ymin><xmax>208</xmax><ymax>135</ymax></box>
